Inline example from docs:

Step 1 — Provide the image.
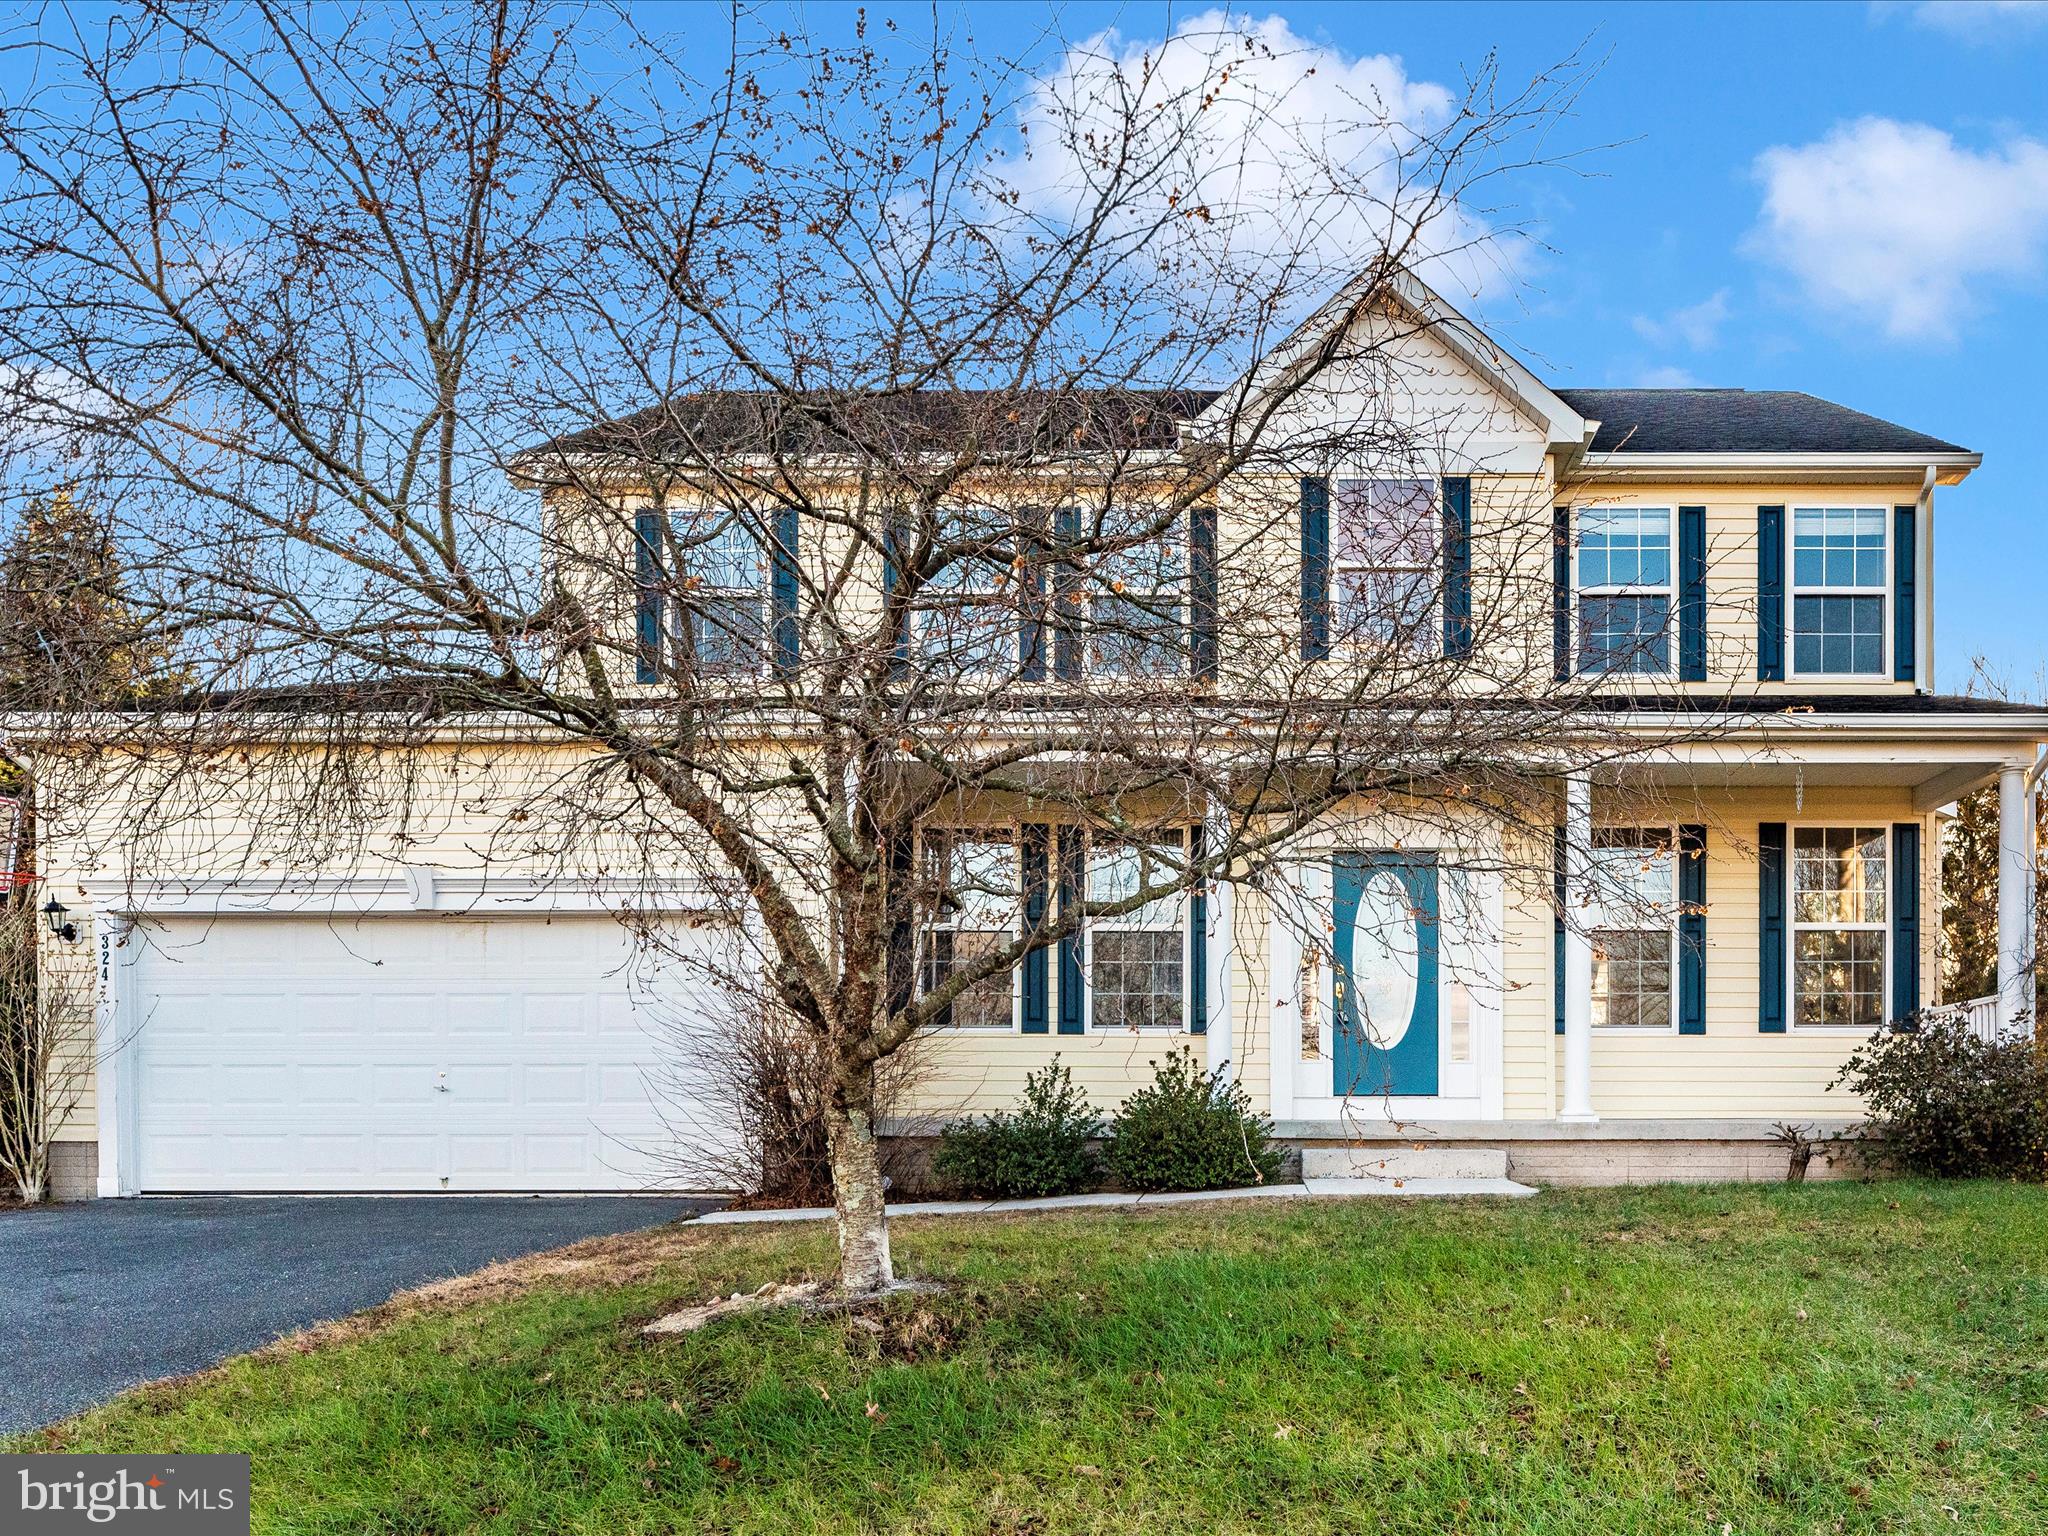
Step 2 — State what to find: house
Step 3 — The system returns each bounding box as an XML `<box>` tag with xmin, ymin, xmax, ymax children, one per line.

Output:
<box><xmin>32</xmin><ymin>273</ymin><xmax>2046</xmax><ymax>1199</ymax></box>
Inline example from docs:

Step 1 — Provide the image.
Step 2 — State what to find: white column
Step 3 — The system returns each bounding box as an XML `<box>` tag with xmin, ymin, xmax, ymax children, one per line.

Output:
<box><xmin>1998</xmin><ymin>765</ymin><xmax>2035</xmax><ymax>1031</ymax></box>
<box><xmin>1203</xmin><ymin>798</ymin><xmax>1234</xmax><ymax>1077</ymax></box>
<box><xmin>1560</xmin><ymin>772</ymin><xmax>1598</xmax><ymax>1123</ymax></box>
<box><xmin>1266</xmin><ymin>867</ymin><xmax>1302</xmax><ymax>1126</ymax></box>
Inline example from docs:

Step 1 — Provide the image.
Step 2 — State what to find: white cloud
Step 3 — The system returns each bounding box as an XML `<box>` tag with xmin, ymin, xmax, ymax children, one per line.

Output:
<box><xmin>1631</xmin><ymin>290</ymin><xmax>1730</xmax><ymax>350</ymax></box>
<box><xmin>1896</xmin><ymin>1</ymin><xmax>2048</xmax><ymax>40</ymax></box>
<box><xmin>1001</xmin><ymin>10</ymin><xmax>1524</xmax><ymax>302</ymax></box>
<box><xmin>1744</xmin><ymin>117</ymin><xmax>2048</xmax><ymax>342</ymax></box>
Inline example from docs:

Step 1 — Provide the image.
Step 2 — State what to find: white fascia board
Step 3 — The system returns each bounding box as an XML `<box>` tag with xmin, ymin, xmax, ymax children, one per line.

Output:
<box><xmin>1607</xmin><ymin>710</ymin><xmax>2048</xmax><ymax>744</ymax></box>
<box><xmin>1573</xmin><ymin>450</ymin><xmax>1982</xmax><ymax>485</ymax></box>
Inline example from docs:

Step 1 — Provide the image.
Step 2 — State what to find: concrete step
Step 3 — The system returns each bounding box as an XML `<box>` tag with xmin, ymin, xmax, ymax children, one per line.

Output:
<box><xmin>1302</xmin><ymin>1175</ymin><xmax>1536</xmax><ymax>1199</ymax></box>
<box><xmin>1301</xmin><ymin>1145</ymin><xmax>1510</xmax><ymax>1181</ymax></box>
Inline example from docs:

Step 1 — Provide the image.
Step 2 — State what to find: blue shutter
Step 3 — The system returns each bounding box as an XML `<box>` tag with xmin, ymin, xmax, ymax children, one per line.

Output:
<box><xmin>1757</xmin><ymin>506</ymin><xmax>1785</xmax><ymax>682</ymax></box>
<box><xmin>1300</xmin><ymin>476</ymin><xmax>1330</xmax><ymax>660</ymax></box>
<box><xmin>633</xmin><ymin>509</ymin><xmax>662</xmax><ymax>684</ymax></box>
<box><xmin>1191</xmin><ymin>500</ymin><xmax>1218</xmax><ymax>682</ymax></box>
<box><xmin>1020</xmin><ymin>510</ymin><xmax>1047</xmax><ymax>683</ymax></box>
<box><xmin>1678</xmin><ymin>506</ymin><xmax>1706</xmax><ymax>682</ymax></box>
<box><xmin>1021</xmin><ymin>825</ymin><xmax>1050</xmax><ymax>1033</ymax></box>
<box><xmin>1893</xmin><ymin>505</ymin><xmax>1916</xmax><ymax>685</ymax></box>
<box><xmin>1188</xmin><ymin>825</ymin><xmax>1207</xmax><ymax>1035</ymax></box>
<box><xmin>882</xmin><ymin>522</ymin><xmax>910</xmax><ymax>677</ymax></box>
<box><xmin>1678</xmin><ymin>824</ymin><xmax>1707</xmax><ymax>1035</ymax></box>
<box><xmin>1891</xmin><ymin>821</ymin><xmax>1920</xmax><ymax>1026</ymax></box>
<box><xmin>770</xmin><ymin>504</ymin><xmax>800</xmax><ymax>677</ymax></box>
<box><xmin>1441</xmin><ymin>476</ymin><xmax>1473</xmax><ymax>658</ymax></box>
<box><xmin>1552</xmin><ymin>506</ymin><xmax>1571</xmax><ymax>682</ymax></box>
<box><xmin>1057</xmin><ymin>827</ymin><xmax>1085</xmax><ymax>1034</ymax></box>
<box><xmin>1553</xmin><ymin>821</ymin><xmax>1567</xmax><ymax>1035</ymax></box>
<box><xmin>1053</xmin><ymin>505</ymin><xmax>1081</xmax><ymax>682</ymax></box>
<box><xmin>1758</xmin><ymin>821</ymin><xmax>1787</xmax><ymax>1032</ymax></box>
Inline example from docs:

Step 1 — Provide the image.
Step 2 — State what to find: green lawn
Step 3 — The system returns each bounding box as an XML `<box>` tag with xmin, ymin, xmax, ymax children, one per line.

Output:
<box><xmin>21</xmin><ymin>1183</ymin><xmax>2048</xmax><ymax>1534</ymax></box>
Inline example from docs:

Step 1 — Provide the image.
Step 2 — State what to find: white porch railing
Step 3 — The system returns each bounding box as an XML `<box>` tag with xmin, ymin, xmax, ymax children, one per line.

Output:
<box><xmin>1925</xmin><ymin>994</ymin><xmax>2030</xmax><ymax>1044</ymax></box>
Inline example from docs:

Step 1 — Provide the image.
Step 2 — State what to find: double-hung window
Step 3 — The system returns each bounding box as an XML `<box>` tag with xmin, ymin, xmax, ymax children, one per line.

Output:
<box><xmin>922</xmin><ymin>832</ymin><xmax>1019</xmax><ymax>1030</ymax></box>
<box><xmin>915</xmin><ymin>543</ymin><xmax>1016</xmax><ymax>675</ymax></box>
<box><xmin>1576</xmin><ymin>507</ymin><xmax>1673</xmax><ymax>675</ymax></box>
<box><xmin>1332</xmin><ymin>477</ymin><xmax>1440</xmax><ymax>652</ymax></box>
<box><xmin>1086</xmin><ymin>837</ymin><xmax>1188</xmax><ymax>1029</ymax></box>
<box><xmin>1791</xmin><ymin>826</ymin><xmax>1887</xmax><ymax>1029</ymax></box>
<box><xmin>677</xmin><ymin>513</ymin><xmax>767</xmax><ymax>672</ymax></box>
<box><xmin>1791</xmin><ymin>508</ymin><xmax>1886</xmax><ymax>677</ymax></box>
<box><xmin>1588</xmin><ymin>828</ymin><xmax>1676</xmax><ymax>1030</ymax></box>
<box><xmin>1090</xmin><ymin>518</ymin><xmax>1186</xmax><ymax>677</ymax></box>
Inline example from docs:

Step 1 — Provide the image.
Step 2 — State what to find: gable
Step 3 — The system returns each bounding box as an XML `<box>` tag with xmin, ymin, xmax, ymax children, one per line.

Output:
<box><xmin>1196</xmin><ymin>271</ymin><xmax>1590</xmax><ymax>478</ymax></box>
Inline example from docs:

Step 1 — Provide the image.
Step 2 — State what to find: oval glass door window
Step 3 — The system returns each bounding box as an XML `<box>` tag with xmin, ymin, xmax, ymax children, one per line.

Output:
<box><xmin>1350</xmin><ymin>869</ymin><xmax>1419</xmax><ymax>1047</ymax></box>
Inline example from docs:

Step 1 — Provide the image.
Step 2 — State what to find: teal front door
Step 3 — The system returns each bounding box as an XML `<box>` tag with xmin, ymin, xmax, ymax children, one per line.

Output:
<box><xmin>1332</xmin><ymin>852</ymin><xmax>1439</xmax><ymax>1097</ymax></box>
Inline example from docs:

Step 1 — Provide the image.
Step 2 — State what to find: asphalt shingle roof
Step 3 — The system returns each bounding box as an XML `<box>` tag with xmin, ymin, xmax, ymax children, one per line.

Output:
<box><xmin>1551</xmin><ymin>389</ymin><xmax>1969</xmax><ymax>456</ymax></box>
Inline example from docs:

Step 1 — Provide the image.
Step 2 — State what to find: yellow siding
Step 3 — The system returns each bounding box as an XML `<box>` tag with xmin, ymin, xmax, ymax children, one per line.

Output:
<box><xmin>1527</xmin><ymin>785</ymin><xmax>1934</xmax><ymax>1120</ymax></box>
<box><xmin>1561</xmin><ymin>480</ymin><xmax>1924</xmax><ymax>695</ymax></box>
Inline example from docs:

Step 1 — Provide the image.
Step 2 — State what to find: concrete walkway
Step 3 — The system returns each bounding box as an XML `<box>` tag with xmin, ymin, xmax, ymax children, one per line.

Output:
<box><xmin>695</xmin><ymin>1175</ymin><xmax>1536</xmax><ymax>1225</ymax></box>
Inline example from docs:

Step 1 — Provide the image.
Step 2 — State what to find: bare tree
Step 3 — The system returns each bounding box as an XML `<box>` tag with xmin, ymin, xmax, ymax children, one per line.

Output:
<box><xmin>0</xmin><ymin>900</ymin><xmax>92</xmax><ymax>1202</ymax></box>
<box><xmin>0</xmin><ymin>4</ymin><xmax>1691</xmax><ymax>1291</ymax></box>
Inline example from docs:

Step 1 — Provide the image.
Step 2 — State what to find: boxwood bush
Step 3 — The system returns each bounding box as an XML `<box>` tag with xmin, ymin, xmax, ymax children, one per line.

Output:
<box><xmin>931</xmin><ymin>1056</ymin><xmax>1100</xmax><ymax>1199</ymax></box>
<box><xmin>1104</xmin><ymin>1046</ymin><xmax>1283</xmax><ymax>1192</ymax></box>
<box><xmin>1833</xmin><ymin>1013</ymin><xmax>2048</xmax><ymax>1180</ymax></box>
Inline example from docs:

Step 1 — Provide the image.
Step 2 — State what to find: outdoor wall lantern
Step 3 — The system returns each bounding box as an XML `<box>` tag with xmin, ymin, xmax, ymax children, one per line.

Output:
<box><xmin>41</xmin><ymin>896</ymin><xmax>77</xmax><ymax>943</ymax></box>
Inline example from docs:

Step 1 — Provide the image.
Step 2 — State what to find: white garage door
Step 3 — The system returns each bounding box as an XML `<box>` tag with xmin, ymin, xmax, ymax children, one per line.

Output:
<box><xmin>128</xmin><ymin>914</ymin><xmax>741</xmax><ymax>1192</ymax></box>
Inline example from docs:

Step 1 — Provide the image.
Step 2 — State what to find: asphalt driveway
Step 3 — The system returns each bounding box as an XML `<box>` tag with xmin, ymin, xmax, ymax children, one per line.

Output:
<box><xmin>0</xmin><ymin>1194</ymin><xmax>722</xmax><ymax>1435</ymax></box>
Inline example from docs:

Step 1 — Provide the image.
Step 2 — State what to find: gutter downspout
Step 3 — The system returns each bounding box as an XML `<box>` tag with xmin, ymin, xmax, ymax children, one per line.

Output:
<box><xmin>1918</xmin><ymin>464</ymin><xmax>1936</xmax><ymax>693</ymax></box>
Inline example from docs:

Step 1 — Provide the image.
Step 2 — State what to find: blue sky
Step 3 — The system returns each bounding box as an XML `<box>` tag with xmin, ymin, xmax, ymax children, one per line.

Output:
<box><xmin>935</xmin><ymin>0</ymin><xmax>2048</xmax><ymax>692</ymax></box>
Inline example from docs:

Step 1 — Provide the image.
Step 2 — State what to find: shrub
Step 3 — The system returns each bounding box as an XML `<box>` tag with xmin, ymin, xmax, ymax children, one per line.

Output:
<box><xmin>1104</xmin><ymin>1046</ymin><xmax>1283</xmax><ymax>1193</ymax></box>
<box><xmin>932</xmin><ymin>1056</ymin><xmax>1101</xmax><ymax>1199</ymax></box>
<box><xmin>1833</xmin><ymin>1014</ymin><xmax>2048</xmax><ymax>1180</ymax></box>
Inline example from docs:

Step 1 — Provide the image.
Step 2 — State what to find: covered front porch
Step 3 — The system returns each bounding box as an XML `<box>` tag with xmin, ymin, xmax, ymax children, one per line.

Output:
<box><xmin>1247</xmin><ymin>705</ymin><xmax>2046</xmax><ymax>1148</ymax></box>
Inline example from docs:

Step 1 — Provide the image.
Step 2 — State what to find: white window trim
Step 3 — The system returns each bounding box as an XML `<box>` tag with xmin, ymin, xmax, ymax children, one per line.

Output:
<box><xmin>1085</xmin><ymin>516</ymin><xmax>1190</xmax><ymax>679</ymax></box>
<box><xmin>1081</xmin><ymin>830</ymin><xmax>1194</xmax><ymax>1033</ymax></box>
<box><xmin>1574</xmin><ymin>504</ymin><xmax>1676</xmax><ymax>680</ymax></box>
<box><xmin>1787</xmin><ymin>505</ymin><xmax>1889</xmax><ymax>683</ymax></box>
<box><xmin>669</xmin><ymin>503</ymin><xmax>771</xmax><ymax>678</ymax></box>
<box><xmin>1786</xmin><ymin>821</ymin><xmax>1891</xmax><ymax>1034</ymax></box>
<box><xmin>1589</xmin><ymin>824</ymin><xmax>1680</xmax><ymax>1035</ymax></box>
<box><xmin>913</xmin><ymin>547</ymin><xmax>1021</xmax><ymax>679</ymax></box>
<box><xmin>1331</xmin><ymin>474</ymin><xmax>1443</xmax><ymax>657</ymax></box>
<box><xmin>921</xmin><ymin>825</ymin><xmax>1024</xmax><ymax>1033</ymax></box>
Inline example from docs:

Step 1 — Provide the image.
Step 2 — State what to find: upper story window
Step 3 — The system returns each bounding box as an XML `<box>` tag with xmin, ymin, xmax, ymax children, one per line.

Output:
<box><xmin>1089</xmin><ymin>518</ymin><xmax>1186</xmax><ymax>678</ymax></box>
<box><xmin>914</xmin><ymin>544</ymin><xmax>1017</xmax><ymax>675</ymax></box>
<box><xmin>922</xmin><ymin>832</ymin><xmax>1019</xmax><ymax>1030</ymax></box>
<box><xmin>1334</xmin><ymin>478</ymin><xmax>1440</xmax><ymax>652</ymax></box>
<box><xmin>1588</xmin><ymin>828</ymin><xmax>1676</xmax><ymax>1030</ymax></box>
<box><xmin>1085</xmin><ymin>837</ymin><xmax>1188</xmax><ymax>1029</ymax></box>
<box><xmin>676</xmin><ymin>514</ymin><xmax>767</xmax><ymax>672</ymax></box>
<box><xmin>1791</xmin><ymin>825</ymin><xmax>1887</xmax><ymax>1029</ymax></box>
<box><xmin>1791</xmin><ymin>508</ymin><xmax>1886</xmax><ymax>677</ymax></box>
<box><xmin>1576</xmin><ymin>507</ymin><xmax>1672</xmax><ymax>676</ymax></box>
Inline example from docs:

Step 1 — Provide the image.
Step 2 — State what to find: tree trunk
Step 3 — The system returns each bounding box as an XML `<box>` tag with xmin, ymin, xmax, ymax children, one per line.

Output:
<box><xmin>824</xmin><ymin>1057</ymin><xmax>895</xmax><ymax>1295</ymax></box>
